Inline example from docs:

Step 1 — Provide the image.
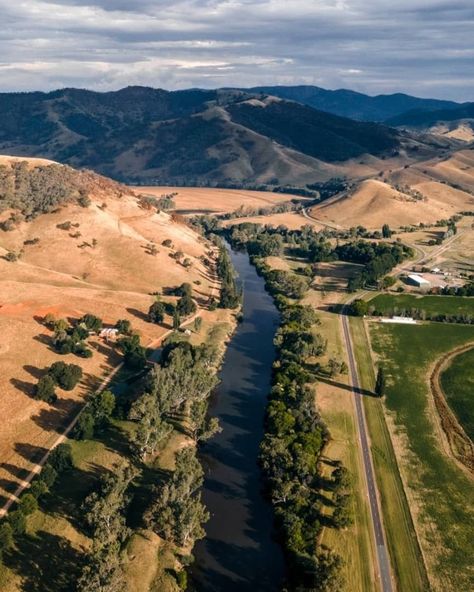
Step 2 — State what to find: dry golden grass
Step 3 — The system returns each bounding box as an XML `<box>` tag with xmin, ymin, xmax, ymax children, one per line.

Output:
<box><xmin>0</xmin><ymin>183</ymin><xmax>221</xmax><ymax>506</ymax></box>
<box><xmin>0</xmin><ymin>155</ymin><xmax>56</xmax><ymax>168</ymax></box>
<box><xmin>222</xmin><ymin>211</ymin><xmax>324</xmax><ymax>230</ymax></box>
<box><xmin>310</xmin><ymin>178</ymin><xmax>474</xmax><ymax>229</ymax></box>
<box><xmin>136</xmin><ymin>186</ymin><xmax>297</xmax><ymax>215</ymax></box>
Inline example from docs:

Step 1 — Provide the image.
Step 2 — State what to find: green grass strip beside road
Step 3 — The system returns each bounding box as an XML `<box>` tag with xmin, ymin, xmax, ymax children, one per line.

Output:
<box><xmin>349</xmin><ymin>317</ymin><xmax>429</xmax><ymax>592</ymax></box>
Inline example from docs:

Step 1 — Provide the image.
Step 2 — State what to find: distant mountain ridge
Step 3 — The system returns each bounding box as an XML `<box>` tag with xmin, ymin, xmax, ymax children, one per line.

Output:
<box><xmin>386</xmin><ymin>102</ymin><xmax>474</xmax><ymax>127</ymax></box>
<box><xmin>0</xmin><ymin>86</ymin><xmax>452</xmax><ymax>186</ymax></box>
<box><xmin>239</xmin><ymin>85</ymin><xmax>461</xmax><ymax>122</ymax></box>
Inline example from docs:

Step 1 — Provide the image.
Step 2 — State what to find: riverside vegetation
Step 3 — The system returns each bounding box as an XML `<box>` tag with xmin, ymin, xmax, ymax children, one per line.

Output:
<box><xmin>223</xmin><ymin>223</ymin><xmax>360</xmax><ymax>591</ymax></box>
<box><xmin>0</xmin><ymin>236</ymin><xmax>240</xmax><ymax>591</ymax></box>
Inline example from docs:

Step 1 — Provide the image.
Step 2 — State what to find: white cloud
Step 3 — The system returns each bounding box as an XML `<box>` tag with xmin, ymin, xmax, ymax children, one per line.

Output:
<box><xmin>0</xmin><ymin>0</ymin><xmax>472</xmax><ymax>99</ymax></box>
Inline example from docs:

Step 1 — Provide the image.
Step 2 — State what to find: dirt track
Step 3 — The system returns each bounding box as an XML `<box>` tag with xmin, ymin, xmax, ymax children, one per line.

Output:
<box><xmin>430</xmin><ymin>343</ymin><xmax>474</xmax><ymax>475</ymax></box>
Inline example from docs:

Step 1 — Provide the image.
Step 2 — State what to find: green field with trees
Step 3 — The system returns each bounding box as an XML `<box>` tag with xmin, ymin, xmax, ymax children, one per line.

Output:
<box><xmin>369</xmin><ymin>322</ymin><xmax>474</xmax><ymax>590</ymax></box>
<box><xmin>440</xmin><ymin>347</ymin><xmax>474</xmax><ymax>441</ymax></box>
<box><xmin>368</xmin><ymin>294</ymin><xmax>474</xmax><ymax>319</ymax></box>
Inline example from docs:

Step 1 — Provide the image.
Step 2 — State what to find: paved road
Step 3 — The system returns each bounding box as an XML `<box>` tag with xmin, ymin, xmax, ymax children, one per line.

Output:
<box><xmin>341</xmin><ymin>307</ymin><xmax>394</xmax><ymax>592</ymax></box>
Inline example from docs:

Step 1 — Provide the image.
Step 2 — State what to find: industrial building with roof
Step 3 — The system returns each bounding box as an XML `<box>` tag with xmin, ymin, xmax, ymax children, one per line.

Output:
<box><xmin>406</xmin><ymin>274</ymin><xmax>431</xmax><ymax>289</ymax></box>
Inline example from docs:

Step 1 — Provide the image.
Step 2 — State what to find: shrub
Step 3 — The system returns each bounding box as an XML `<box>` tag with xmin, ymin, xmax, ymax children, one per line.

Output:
<box><xmin>7</xmin><ymin>510</ymin><xmax>26</xmax><ymax>535</ymax></box>
<box><xmin>0</xmin><ymin>523</ymin><xmax>14</xmax><ymax>555</ymax></box>
<box><xmin>19</xmin><ymin>493</ymin><xmax>38</xmax><ymax>516</ymax></box>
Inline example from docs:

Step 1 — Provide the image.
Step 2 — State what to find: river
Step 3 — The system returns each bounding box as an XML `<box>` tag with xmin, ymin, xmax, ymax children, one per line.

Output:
<box><xmin>190</xmin><ymin>245</ymin><xmax>286</xmax><ymax>591</ymax></box>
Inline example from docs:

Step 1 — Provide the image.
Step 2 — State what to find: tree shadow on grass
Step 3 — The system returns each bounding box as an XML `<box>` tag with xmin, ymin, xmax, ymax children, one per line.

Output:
<box><xmin>126</xmin><ymin>307</ymin><xmax>149</xmax><ymax>322</ymax></box>
<box><xmin>38</xmin><ymin>466</ymin><xmax>99</xmax><ymax>534</ymax></box>
<box><xmin>316</xmin><ymin>375</ymin><xmax>375</xmax><ymax>398</ymax></box>
<box><xmin>23</xmin><ymin>365</ymin><xmax>44</xmax><ymax>380</ymax></box>
<box><xmin>14</xmin><ymin>443</ymin><xmax>49</xmax><ymax>465</ymax></box>
<box><xmin>10</xmin><ymin>377</ymin><xmax>36</xmax><ymax>398</ymax></box>
<box><xmin>4</xmin><ymin>530</ymin><xmax>85</xmax><ymax>592</ymax></box>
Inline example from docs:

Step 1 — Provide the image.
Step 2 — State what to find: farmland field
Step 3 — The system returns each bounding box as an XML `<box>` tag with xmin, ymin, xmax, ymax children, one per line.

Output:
<box><xmin>368</xmin><ymin>294</ymin><xmax>474</xmax><ymax>317</ymax></box>
<box><xmin>440</xmin><ymin>347</ymin><xmax>474</xmax><ymax>440</ymax></box>
<box><xmin>349</xmin><ymin>318</ymin><xmax>428</xmax><ymax>592</ymax></box>
<box><xmin>369</xmin><ymin>321</ymin><xmax>474</xmax><ymax>591</ymax></box>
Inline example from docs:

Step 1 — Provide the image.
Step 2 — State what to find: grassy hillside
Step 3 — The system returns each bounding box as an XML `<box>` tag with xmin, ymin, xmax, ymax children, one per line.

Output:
<box><xmin>0</xmin><ymin>86</ymin><xmax>441</xmax><ymax>186</ymax></box>
<box><xmin>0</xmin><ymin>157</ymin><xmax>222</xmax><ymax>519</ymax></box>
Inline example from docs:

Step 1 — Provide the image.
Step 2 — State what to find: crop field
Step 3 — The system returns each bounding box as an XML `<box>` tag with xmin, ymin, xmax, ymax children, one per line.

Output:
<box><xmin>368</xmin><ymin>294</ymin><xmax>474</xmax><ymax>317</ymax></box>
<box><xmin>369</xmin><ymin>321</ymin><xmax>474</xmax><ymax>591</ymax></box>
<box><xmin>440</xmin><ymin>347</ymin><xmax>474</xmax><ymax>441</ymax></box>
<box><xmin>349</xmin><ymin>317</ymin><xmax>428</xmax><ymax>592</ymax></box>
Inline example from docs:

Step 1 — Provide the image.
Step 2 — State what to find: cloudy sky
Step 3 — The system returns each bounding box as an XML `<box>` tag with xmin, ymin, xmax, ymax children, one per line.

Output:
<box><xmin>0</xmin><ymin>0</ymin><xmax>472</xmax><ymax>100</ymax></box>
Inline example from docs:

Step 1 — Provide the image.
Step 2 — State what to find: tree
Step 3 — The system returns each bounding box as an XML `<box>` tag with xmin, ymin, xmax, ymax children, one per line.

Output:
<box><xmin>129</xmin><ymin>392</ymin><xmax>172</xmax><ymax>460</ymax></box>
<box><xmin>48</xmin><ymin>362</ymin><xmax>83</xmax><ymax>390</ymax></box>
<box><xmin>375</xmin><ymin>366</ymin><xmax>386</xmax><ymax>397</ymax></box>
<box><xmin>349</xmin><ymin>299</ymin><xmax>369</xmax><ymax>317</ymax></box>
<box><xmin>19</xmin><ymin>493</ymin><xmax>38</xmax><ymax>516</ymax></box>
<box><xmin>148</xmin><ymin>300</ymin><xmax>165</xmax><ymax>324</ymax></box>
<box><xmin>82</xmin><ymin>464</ymin><xmax>136</xmax><ymax>552</ymax></box>
<box><xmin>76</xmin><ymin>550</ymin><xmax>126</xmax><ymax>592</ymax></box>
<box><xmin>48</xmin><ymin>443</ymin><xmax>73</xmax><ymax>472</ymax></box>
<box><xmin>91</xmin><ymin>390</ymin><xmax>116</xmax><ymax>425</ymax></box>
<box><xmin>115</xmin><ymin>319</ymin><xmax>131</xmax><ymax>334</ymax></box>
<box><xmin>381</xmin><ymin>275</ymin><xmax>397</xmax><ymax>290</ymax></box>
<box><xmin>194</xmin><ymin>316</ymin><xmax>202</xmax><ymax>332</ymax></box>
<box><xmin>79</xmin><ymin>314</ymin><xmax>103</xmax><ymax>333</ymax></box>
<box><xmin>177</xmin><ymin>293</ymin><xmax>196</xmax><ymax>318</ymax></box>
<box><xmin>382</xmin><ymin>224</ymin><xmax>392</xmax><ymax>238</ymax></box>
<box><xmin>35</xmin><ymin>375</ymin><xmax>57</xmax><ymax>403</ymax></box>
<box><xmin>173</xmin><ymin>308</ymin><xmax>181</xmax><ymax>330</ymax></box>
<box><xmin>0</xmin><ymin>523</ymin><xmax>14</xmax><ymax>555</ymax></box>
<box><xmin>43</xmin><ymin>312</ymin><xmax>57</xmax><ymax>327</ymax></box>
<box><xmin>7</xmin><ymin>510</ymin><xmax>26</xmax><ymax>535</ymax></box>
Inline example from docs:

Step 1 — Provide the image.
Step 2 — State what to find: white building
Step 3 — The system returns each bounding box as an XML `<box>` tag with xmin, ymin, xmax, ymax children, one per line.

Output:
<box><xmin>380</xmin><ymin>316</ymin><xmax>417</xmax><ymax>325</ymax></box>
<box><xmin>407</xmin><ymin>273</ymin><xmax>431</xmax><ymax>288</ymax></box>
<box><xmin>100</xmin><ymin>328</ymin><xmax>119</xmax><ymax>341</ymax></box>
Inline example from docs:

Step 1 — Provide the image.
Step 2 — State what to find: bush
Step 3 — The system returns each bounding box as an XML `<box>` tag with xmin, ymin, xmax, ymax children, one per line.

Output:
<box><xmin>38</xmin><ymin>464</ymin><xmax>57</xmax><ymax>488</ymax></box>
<box><xmin>29</xmin><ymin>479</ymin><xmax>49</xmax><ymax>499</ymax></box>
<box><xmin>0</xmin><ymin>523</ymin><xmax>14</xmax><ymax>555</ymax></box>
<box><xmin>19</xmin><ymin>493</ymin><xmax>38</xmax><ymax>516</ymax></box>
<box><xmin>7</xmin><ymin>510</ymin><xmax>26</xmax><ymax>535</ymax></box>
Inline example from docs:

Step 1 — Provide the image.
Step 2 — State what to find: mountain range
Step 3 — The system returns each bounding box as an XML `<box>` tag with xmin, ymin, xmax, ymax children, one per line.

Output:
<box><xmin>240</xmin><ymin>85</ymin><xmax>462</xmax><ymax>122</ymax></box>
<box><xmin>0</xmin><ymin>86</ymin><xmax>465</xmax><ymax>186</ymax></box>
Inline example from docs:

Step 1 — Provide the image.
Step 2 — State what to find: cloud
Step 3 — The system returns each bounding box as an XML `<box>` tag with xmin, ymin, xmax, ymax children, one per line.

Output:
<box><xmin>0</xmin><ymin>0</ymin><xmax>472</xmax><ymax>100</ymax></box>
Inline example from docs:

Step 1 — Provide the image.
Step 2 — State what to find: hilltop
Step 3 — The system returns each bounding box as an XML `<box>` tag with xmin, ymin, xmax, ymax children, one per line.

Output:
<box><xmin>0</xmin><ymin>87</ymin><xmax>448</xmax><ymax>186</ymax></box>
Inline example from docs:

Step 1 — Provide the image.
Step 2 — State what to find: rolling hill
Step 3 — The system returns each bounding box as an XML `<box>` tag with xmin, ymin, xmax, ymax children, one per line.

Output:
<box><xmin>0</xmin><ymin>87</ymin><xmax>445</xmax><ymax>186</ymax></box>
<box><xmin>309</xmin><ymin>149</ymin><xmax>474</xmax><ymax>229</ymax></box>
<box><xmin>0</xmin><ymin>155</ymin><xmax>222</xmax><ymax>516</ymax></box>
<box><xmin>386</xmin><ymin>103</ymin><xmax>474</xmax><ymax>143</ymax></box>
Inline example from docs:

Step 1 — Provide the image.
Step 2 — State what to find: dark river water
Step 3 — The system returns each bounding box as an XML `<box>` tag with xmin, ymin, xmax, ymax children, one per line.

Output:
<box><xmin>190</xmin><ymin>246</ymin><xmax>286</xmax><ymax>592</ymax></box>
